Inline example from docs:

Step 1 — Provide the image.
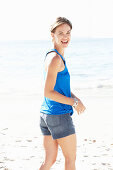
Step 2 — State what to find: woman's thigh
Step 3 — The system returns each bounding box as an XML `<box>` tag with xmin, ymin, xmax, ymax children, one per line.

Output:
<box><xmin>56</xmin><ymin>134</ymin><xmax>77</xmax><ymax>159</ymax></box>
<box><xmin>43</xmin><ymin>135</ymin><xmax>58</xmax><ymax>159</ymax></box>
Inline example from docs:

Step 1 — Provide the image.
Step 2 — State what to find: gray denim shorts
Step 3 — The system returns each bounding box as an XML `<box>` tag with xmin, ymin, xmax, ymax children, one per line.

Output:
<box><xmin>40</xmin><ymin>113</ymin><xmax>75</xmax><ymax>139</ymax></box>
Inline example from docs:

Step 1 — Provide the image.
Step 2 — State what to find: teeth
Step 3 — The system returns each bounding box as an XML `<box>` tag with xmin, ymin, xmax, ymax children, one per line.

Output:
<box><xmin>62</xmin><ymin>41</ymin><xmax>68</xmax><ymax>43</ymax></box>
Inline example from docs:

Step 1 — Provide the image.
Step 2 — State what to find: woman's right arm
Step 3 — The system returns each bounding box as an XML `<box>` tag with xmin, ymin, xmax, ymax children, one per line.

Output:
<box><xmin>44</xmin><ymin>54</ymin><xmax>74</xmax><ymax>106</ymax></box>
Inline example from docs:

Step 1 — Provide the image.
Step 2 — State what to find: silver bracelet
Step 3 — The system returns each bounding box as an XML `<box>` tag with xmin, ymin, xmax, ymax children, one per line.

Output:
<box><xmin>72</xmin><ymin>98</ymin><xmax>78</xmax><ymax>107</ymax></box>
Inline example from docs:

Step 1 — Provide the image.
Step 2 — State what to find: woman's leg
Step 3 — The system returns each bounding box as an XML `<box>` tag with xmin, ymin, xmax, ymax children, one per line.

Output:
<box><xmin>57</xmin><ymin>134</ymin><xmax>77</xmax><ymax>170</ymax></box>
<box><xmin>39</xmin><ymin>135</ymin><xmax>58</xmax><ymax>170</ymax></box>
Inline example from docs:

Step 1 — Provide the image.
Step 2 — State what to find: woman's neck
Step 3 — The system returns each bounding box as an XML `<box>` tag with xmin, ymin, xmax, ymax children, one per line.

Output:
<box><xmin>54</xmin><ymin>45</ymin><xmax>65</xmax><ymax>57</ymax></box>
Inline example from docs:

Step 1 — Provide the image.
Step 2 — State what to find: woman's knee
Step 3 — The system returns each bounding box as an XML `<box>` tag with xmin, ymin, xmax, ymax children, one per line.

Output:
<box><xmin>45</xmin><ymin>155</ymin><xmax>57</xmax><ymax>166</ymax></box>
<box><xmin>65</xmin><ymin>154</ymin><xmax>76</xmax><ymax>163</ymax></box>
<box><xmin>39</xmin><ymin>156</ymin><xmax>56</xmax><ymax>170</ymax></box>
<box><xmin>49</xmin><ymin>157</ymin><xmax>57</xmax><ymax>165</ymax></box>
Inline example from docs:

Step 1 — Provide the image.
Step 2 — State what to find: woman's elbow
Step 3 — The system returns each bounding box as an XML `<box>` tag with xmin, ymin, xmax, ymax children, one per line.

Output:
<box><xmin>44</xmin><ymin>90</ymin><xmax>48</xmax><ymax>97</ymax></box>
<box><xmin>44</xmin><ymin>89</ymin><xmax>50</xmax><ymax>98</ymax></box>
<box><xmin>44</xmin><ymin>89</ymin><xmax>53</xmax><ymax>98</ymax></box>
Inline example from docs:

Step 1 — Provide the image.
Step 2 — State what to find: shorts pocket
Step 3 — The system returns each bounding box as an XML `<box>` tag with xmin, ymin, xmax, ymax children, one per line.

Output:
<box><xmin>61</xmin><ymin>113</ymin><xmax>72</xmax><ymax>121</ymax></box>
<box><xmin>66</xmin><ymin>113</ymin><xmax>73</xmax><ymax>122</ymax></box>
<box><xmin>60</xmin><ymin>113</ymin><xmax>74</xmax><ymax>129</ymax></box>
<box><xmin>46</xmin><ymin>115</ymin><xmax>61</xmax><ymax>127</ymax></box>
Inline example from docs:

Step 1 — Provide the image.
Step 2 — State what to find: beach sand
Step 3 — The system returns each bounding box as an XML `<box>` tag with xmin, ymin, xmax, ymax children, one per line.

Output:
<box><xmin>0</xmin><ymin>93</ymin><xmax>113</xmax><ymax>170</ymax></box>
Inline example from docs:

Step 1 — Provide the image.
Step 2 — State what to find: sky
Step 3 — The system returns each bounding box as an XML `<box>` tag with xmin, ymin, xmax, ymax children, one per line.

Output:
<box><xmin>0</xmin><ymin>0</ymin><xmax>113</xmax><ymax>40</ymax></box>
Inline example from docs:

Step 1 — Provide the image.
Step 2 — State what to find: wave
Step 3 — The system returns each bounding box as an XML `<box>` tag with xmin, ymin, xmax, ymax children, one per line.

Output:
<box><xmin>71</xmin><ymin>79</ymin><xmax>113</xmax><ymax>90</ymax></box>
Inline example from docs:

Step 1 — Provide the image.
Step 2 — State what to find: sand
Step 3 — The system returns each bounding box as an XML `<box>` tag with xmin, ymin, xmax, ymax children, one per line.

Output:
<box><xmin>0</xmin><ymin>93</ymin><xmax>113</xmax><ymax>170</ymax></box>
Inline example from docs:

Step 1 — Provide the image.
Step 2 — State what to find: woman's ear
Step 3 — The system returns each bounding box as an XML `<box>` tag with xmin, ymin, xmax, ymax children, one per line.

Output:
<box><xmin>51</xmin><ymin>32</ymin><xmax>54</xmax><ymax>39</ymax></box>
<box><xmin>51</xmin><ymin>32</ymin><xmax>55</xmax><ymax>42</ymax></box>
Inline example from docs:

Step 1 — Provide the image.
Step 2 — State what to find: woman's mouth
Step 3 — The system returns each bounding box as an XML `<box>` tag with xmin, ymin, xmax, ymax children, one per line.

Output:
<box><xmin>61</xmin><ymin>40</ymin><xmax>68</xmax><ymax>45</ymax></box>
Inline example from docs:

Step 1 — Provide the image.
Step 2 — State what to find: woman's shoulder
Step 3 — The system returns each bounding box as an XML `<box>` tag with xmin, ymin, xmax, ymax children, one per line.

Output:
<box><xmin>45</xmin><ymin>51</ymin><xmax>61</xmax><ymax>66</ymax></box>
<box><xmin>45</xmin><ymin>52</ymin><xmax>62</xmax><ymax>72</ymax></box>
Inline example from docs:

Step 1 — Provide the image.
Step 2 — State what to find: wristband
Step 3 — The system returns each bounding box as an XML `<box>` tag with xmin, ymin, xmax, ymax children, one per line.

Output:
<box><xmin>72</xmin><ymin>98</ymin><xmax>78</xmax><ymax>107</ymax></box>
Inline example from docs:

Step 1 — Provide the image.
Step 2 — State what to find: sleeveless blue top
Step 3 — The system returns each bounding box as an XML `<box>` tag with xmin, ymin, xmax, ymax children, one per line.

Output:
<box><xmin>40</xmin><ymin>49</ymin><xmax>73</xmax><ymax>115</ymax></box>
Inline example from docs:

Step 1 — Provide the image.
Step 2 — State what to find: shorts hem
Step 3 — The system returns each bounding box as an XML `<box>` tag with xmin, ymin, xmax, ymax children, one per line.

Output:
<box><xmin>52</xmin><ymin>130</ymin><xmax>76</xmax><ymax>140</ymax></box>
<box><xmin>42</xmin><ymin>133</ymin><xmax>51</xmax><ymax>136</ymax></box>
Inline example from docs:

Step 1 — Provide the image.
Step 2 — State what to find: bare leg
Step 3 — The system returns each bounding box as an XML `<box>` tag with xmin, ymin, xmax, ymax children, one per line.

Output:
<box><xmin>57</xmin><ymin>134</ymin><xmax>77</xmax><ymax>170</ymax></box>
<box><xmin>39</xmin><ymin>135</ymin><xmax>58</xmax><ymax>170</ymax></box>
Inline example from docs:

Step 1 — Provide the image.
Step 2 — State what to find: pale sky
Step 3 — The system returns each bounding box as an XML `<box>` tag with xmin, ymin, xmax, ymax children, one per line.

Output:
<box><xmin>0</xmin><ymin>0</ymin><xmax>113</xmax><ymax>40</ymax></box>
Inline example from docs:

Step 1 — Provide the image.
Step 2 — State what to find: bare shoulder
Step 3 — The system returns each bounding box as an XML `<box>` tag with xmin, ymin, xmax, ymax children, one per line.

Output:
<box><xmin>45</xmin><ymin>52</ymin><xmax>61</xmax><ymax>71</ymax></box>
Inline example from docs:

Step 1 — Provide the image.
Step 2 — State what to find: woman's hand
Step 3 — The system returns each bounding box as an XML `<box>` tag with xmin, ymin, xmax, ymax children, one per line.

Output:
<box><xmin>73</xmin><ymin>100</ymin><xmax>86</xmax><ymax>115</ymax></box>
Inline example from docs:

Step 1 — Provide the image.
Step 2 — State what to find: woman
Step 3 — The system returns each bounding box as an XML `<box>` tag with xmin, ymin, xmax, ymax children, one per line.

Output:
<box><xmin>39</xmin><ymin>17</ymin><xmax>86</xmax><ymax>170</ymax></box>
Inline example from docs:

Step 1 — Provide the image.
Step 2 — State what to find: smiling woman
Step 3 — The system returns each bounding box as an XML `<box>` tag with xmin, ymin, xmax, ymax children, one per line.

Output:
<box><xmin>39</xmin><ymin>17</ymin><xmax>86</xmax><ymax>170</ymax></box>
<box><xmin>50</xmin><ymin>17</ymin><xmax>72</xmax><ymax>50</ymax></box>
<box><xmin>51</xmin><ymin>24</ymin><xmax>71</xmax><ymax>48</ymax></box>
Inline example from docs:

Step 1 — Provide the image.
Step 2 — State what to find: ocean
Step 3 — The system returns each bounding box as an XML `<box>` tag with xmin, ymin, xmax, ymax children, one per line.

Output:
<box><xmin>0</xmin><ymin>38</ymin><xmax>113</xmax><ymax>98</ymax></box>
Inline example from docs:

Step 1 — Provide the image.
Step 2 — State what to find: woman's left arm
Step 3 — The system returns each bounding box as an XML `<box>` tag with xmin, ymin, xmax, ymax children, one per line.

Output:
<box><xmin>71</xmin><ymin>92</ymin><xmax>80</xmax><ymax>101</ymax></box>
<box><xmin>71</xmin><ymin>91</ymin><xmax>86</xmax><ymax>114</ymax></box>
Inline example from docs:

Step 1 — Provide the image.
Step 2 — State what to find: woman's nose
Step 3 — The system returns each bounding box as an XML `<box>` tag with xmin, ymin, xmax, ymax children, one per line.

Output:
<box><xmin>63</xmin><ymin>34</ymin><xmax>68</xmax><ymax>39</ymax></box>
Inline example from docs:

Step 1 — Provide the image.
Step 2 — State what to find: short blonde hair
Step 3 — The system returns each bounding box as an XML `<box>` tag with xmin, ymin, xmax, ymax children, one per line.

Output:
<box><xmin>50</xmin><ymin>17</ymin><xmax>72</xmax><ymax>33</ymax></box>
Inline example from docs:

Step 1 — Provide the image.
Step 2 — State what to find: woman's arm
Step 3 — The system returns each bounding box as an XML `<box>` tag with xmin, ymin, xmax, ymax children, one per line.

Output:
<box><xmin>71</xmin><ymin>92</ymin><xmax>86</xmax><ymax>114</ymax></box>
<box><xmin>44</xmin><ymin>54</ymin><xmax>75</xmax><ymax>106</ymax></box>
<box><xmin>71</xmin><ymin>92</ymin><xmax>80</xmax><ymax>101</ymax></box>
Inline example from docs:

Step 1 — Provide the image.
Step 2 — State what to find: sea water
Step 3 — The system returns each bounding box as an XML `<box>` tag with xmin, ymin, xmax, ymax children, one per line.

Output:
<box><xmin>0</xmin><ymin>38</ymin><xmax>113</xmax><ymax>98</ymax></box>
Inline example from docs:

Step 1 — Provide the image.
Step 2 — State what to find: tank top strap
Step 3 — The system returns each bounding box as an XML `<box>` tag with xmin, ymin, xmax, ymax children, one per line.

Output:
<box><xmin>46</xmin><ymin>49</ymin><xmax>65</xmax><ymax>63</ymax></box>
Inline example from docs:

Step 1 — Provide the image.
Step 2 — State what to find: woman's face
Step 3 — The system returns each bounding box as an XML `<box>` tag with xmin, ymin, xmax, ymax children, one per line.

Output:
<box><xmin>51</xmin><ymin>24</ymin><xmax>71</xmax><ymax>48</ymax></box>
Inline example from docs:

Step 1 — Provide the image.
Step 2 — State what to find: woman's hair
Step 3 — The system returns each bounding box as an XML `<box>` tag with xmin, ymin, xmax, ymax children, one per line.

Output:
<box><xmin>50</xmin><ymin>17</ymin><xmax>72</xmax><ymax>33</ymax></box>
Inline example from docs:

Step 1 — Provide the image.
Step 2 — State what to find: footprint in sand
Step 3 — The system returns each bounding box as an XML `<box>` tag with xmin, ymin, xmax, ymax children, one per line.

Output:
<box><xmin>83</xmin><ymin>155</ymin><xmax>88</xmax><ymax>157</ymax></box>
<box><xmin>0</xmin><ymin>128</ymin><xmax>8</xmax><ymax>135</ymax></box>
<box><xmin>101</xmin><ymin>162</ymin><xmax>111</xmax><ymax>166</ymax></box>
<box><xmin>26</xmin><ymin>140</ymin><xmax>32</xmax><ymax>142</ymax></box>
<box><xmin>92</xmin><ymin>140</ymin><xmax>96</xmax><ymax>143</ymax></box>
<box><xmin>84</xmin><ymin>138</ymin><xmax>96</xmax><ymax>143</ymax></box>
<box><xmin>93</xmin><ymin>155</ymin><xmax>100</xmax><ymax>157</ymax></box>
<box><xmin>105</xmin><ymin>148</ymin><xmax>110</xmax><ymax>151</ymax></box>
<box><xmin>0</xmin><ymin>166</ymin><xmax>7</xmax><ymax>169</ymax></box>
<box><xmin>16</xmin><ymin>140</ymin><xmax>22</xmax><ymax>142</ymax></box>
<box><xmin>0</xmin><ymin>162</ymin><xmax>4</xmax><ymax>164</ymax></box>
<box><xmin>20</xmin><ymin>145</ymin><xmax>27</xmax><ymax>147</ymax></box>
<box><xmin>2</xmin><ymin>128</ymin><xmax>8</xmax><ymax>131</ymax></box>
<box><xmin>4</xmin><ymin>157</ymin><xmax>15</xmax><ymax>162</ymax></box>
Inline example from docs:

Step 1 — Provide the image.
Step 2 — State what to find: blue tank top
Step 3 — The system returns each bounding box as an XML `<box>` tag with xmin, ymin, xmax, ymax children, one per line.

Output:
<box><xmin>40</xmin><ymin>49</ymin><xmax>73</xmax><ymax>115</ymax></box>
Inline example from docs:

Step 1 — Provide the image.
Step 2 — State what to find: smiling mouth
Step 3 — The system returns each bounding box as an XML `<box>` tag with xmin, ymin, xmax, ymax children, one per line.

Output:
<box><xmin>61</xmin><ymin>40</ymin><xmax>68</xmax><ymax>44</ymax></box>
